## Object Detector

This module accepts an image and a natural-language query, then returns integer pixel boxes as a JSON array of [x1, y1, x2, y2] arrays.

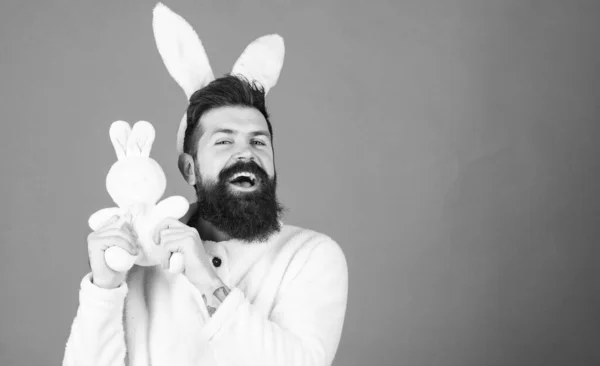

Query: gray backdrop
[[1, 0, 599, 365]]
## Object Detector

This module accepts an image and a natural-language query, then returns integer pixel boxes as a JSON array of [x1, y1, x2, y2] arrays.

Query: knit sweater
[[62, 222, 348, 366]]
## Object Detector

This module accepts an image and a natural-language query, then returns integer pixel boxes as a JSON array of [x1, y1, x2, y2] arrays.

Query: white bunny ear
[[127, 121, 156, 157], [110, 121, 132, 160], [176, 114, 187, 155], [231, 34, 285, 95], [153, 2, 215, 99]]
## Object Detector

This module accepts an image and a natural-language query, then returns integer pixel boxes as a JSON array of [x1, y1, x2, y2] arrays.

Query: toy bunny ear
[[110, 121, 132, 160], [231, 34, 285, 95], [127, 121, 155, 157], [153, 2, 215, 99]]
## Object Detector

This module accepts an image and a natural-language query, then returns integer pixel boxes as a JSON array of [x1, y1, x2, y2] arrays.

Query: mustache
[[218, 160, 269, 182]]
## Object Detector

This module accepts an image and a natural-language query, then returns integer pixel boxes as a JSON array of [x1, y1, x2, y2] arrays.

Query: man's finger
[[159, 231, 197, 248], [160, 241, 182, 269], [161, 252, 172, 270], [157, 217, 187, 230], [158, 227, 192, 240], [96, 228, 136, 245], [154, 217, 187, 243], [159, 227, 189, 236]]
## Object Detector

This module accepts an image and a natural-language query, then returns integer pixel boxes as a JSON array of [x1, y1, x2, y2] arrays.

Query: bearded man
[[62, 4, 348, 366]]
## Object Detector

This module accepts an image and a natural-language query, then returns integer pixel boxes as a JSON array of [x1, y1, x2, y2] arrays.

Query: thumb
[[161, 243, 179, 270]]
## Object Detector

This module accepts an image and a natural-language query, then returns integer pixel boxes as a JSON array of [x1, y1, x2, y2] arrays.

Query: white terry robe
[[62, 223, 348, 366]]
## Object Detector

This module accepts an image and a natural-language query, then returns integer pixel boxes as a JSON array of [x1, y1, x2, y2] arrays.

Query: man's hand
[[154, 217, 219, 287], [154, 217, 230, 316], [87, 215, 139, 289]]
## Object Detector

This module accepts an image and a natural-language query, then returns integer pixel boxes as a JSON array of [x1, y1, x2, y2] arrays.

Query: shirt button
[[212, 257, 222, 268]]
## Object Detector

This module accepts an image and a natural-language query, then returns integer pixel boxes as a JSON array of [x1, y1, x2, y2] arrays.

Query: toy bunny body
[[88, 120, 188, 272]]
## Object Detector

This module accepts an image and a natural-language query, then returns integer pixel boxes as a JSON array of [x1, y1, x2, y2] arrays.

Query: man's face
[[192, 106, 283, 242], [195, 106, 275, 186]]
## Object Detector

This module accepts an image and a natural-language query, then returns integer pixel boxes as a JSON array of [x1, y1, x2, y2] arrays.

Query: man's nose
[[233, 145, 254, 161]]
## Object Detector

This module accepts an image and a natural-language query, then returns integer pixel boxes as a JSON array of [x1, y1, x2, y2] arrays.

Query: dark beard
[[193, 160, 285, 243]]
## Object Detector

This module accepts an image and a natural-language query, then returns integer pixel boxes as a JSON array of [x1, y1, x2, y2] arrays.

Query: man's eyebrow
[[210, 128, 271, 139], [250, 130, 271, 139], [211, 128, 235, 136]]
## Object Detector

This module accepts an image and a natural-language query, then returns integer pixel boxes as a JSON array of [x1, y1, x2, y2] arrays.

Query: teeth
[[230, 172, 256, 181]]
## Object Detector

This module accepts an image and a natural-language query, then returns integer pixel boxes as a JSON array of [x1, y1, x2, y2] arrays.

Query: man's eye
[[216, 141, 232, 145], [252, 140, 266, 146]]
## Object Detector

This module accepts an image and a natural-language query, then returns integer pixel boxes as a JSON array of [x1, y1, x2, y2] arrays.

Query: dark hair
[[183, 74, 273, 157]]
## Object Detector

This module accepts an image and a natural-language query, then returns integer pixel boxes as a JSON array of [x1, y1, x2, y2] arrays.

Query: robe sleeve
[[62, 273, 128, 366], [200, 238, 349, 366]]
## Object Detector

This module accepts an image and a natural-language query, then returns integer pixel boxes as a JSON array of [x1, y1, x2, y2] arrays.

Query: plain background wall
[[1, 0, 599, 365]]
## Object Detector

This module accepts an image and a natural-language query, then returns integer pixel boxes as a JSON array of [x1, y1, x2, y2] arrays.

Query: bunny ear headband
[[152, 2, 285, 154]]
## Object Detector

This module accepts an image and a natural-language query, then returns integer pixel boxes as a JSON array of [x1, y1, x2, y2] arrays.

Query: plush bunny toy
[[88, 120, 189, 273]]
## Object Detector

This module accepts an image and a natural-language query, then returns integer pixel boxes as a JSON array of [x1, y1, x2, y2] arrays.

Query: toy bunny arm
[[89, 207, 123, 231], [62, 273, 128, 366], [155, 195, 189, 220]]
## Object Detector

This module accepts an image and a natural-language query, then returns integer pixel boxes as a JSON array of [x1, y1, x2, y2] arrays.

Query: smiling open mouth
[[228, 172, 258, 189]]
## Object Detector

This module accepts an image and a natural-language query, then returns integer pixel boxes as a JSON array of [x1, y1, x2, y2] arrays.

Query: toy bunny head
[[152, 2, 285, 155], [106, 120, 166, 208]]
